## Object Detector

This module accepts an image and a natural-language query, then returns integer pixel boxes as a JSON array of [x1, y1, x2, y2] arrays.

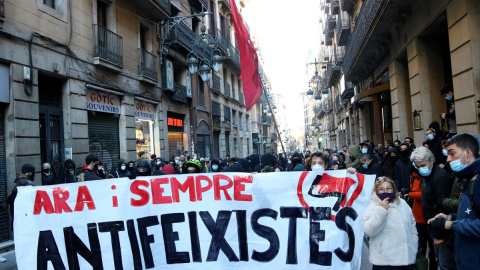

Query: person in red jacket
[[408, 170, 437, 270]]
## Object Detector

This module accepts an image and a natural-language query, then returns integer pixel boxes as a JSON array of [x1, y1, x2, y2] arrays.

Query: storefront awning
[[353, 83, 390, 103]]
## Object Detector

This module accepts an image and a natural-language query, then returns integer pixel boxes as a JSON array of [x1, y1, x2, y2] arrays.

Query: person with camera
[[428, 133, 480, 270]]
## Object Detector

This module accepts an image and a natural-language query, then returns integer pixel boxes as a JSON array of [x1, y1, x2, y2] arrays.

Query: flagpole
[[246, 40, 287, 157]]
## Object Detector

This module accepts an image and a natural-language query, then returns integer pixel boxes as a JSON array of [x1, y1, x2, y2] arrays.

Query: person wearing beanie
[[135, 159, 152, 177], [261, 153, 277, 168], [289, 152, 305, 171], [327, 160, 339, 170], [20, 163, 35, 181], [63, 159, 77, 183], [161, 164, 175, 175]]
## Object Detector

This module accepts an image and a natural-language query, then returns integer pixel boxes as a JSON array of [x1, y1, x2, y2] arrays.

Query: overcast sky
[[245, 0, 322, 138]]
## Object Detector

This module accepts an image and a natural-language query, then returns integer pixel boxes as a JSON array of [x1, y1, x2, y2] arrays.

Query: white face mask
[[312, 164, 325, 174]]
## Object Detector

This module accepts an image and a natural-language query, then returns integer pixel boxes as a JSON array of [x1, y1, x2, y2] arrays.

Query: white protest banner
[[14, 171, 375, 270]]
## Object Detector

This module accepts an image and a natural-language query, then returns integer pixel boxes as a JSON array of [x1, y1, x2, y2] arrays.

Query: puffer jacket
[[346, 145, 361, 170], [363, 192, 418, 266]]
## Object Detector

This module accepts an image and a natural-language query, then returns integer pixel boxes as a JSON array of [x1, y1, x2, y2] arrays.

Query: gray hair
[[360, 153, 373, 161], [410, 146, 434, 163], [42, 163, 50, 169]]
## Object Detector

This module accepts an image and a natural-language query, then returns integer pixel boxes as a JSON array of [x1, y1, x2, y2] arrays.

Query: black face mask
[[27, 173, 35, 180], [42, 169, 51, 175], [400, 150, 410, 160]]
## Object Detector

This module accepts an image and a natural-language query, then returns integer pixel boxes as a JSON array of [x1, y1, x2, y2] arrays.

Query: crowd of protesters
[[7, 118, 480, 269]]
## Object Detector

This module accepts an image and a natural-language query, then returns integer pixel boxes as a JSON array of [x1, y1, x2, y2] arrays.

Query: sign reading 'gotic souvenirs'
[[86, 91, 121, 114], [14, 171, 375, 270], [135, 101, 155, 120]]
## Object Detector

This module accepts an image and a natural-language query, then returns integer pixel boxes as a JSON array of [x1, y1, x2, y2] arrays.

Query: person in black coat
[[80, 154, 102, 181], [426, 127, 446, 167], [63, 159, 78, 183], [394, 143, 412, 195], [358, 153, 384, 179], [382, 148, 399, 179], [113, 160, 131, 178], [41, 163, 54, 185], [411, 146, 455, 269]]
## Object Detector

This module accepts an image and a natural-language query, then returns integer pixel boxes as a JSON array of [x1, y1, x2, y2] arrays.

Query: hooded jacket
[[346, 145, 361, 170], [448, 158, 480, 270], [358, 159, 384, 179], [248, 154, 261, 173], [208, 159, 222, 173], [363, 192, 418, 266], [393, 145, 412, 192], [114, 161, 131, 178], [63, 159, 77, 183]]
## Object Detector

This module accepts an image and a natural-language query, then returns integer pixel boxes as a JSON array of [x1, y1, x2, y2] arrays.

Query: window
[[43, 0, 55, 9], [38, 0, 68, 22], [239, 113, 243, 131], [97, 0, 107, 27], [232, 110, 237, 125]]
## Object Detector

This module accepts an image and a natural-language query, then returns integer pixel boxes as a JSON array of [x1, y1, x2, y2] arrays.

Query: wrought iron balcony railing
[[156, 0, 171, 14], [224, 105, 231, 122], [344, 0, 384, 77], [168, 22, 195, 51], [0, 0, 5, 20], [212, 101, 221, 116], [224, 82, 231, 97], [239, 92, 245, 105], [335, 46, 345, 63], [336, 10, 351, 46], [208, 28, 229, 54], [212, 73, 221, 91], [138, 49, 158, 81], [228, 43, 240, 67], [93, 24, 123, 67], [331, 0, 340, 15], [172, 82, 187, 103]]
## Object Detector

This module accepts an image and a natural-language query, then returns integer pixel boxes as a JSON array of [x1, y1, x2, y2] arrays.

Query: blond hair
[[373, 177, 399, 203]]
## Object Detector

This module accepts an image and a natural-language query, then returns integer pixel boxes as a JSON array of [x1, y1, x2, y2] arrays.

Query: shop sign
[[86, 91, 120, 114], [135, 101, 155, 120]]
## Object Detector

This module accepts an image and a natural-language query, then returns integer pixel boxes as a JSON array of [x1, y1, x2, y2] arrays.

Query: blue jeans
[[428, 229, 457, 270]]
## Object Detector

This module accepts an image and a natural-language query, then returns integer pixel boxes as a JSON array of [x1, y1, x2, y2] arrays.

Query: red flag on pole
[[229, 0, 263, 111]]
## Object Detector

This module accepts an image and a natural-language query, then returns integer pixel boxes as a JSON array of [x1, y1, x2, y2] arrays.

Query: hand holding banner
[[14, 171, 374, 269]]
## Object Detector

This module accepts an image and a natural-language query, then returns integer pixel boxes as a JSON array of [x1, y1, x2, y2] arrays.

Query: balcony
[[336, 11, 351, 46], [224, 82, 231, 97], [327, 64, 341, 87], [270, 132, 278, 140], [262, 115, 272, 126], [212, 101, 221, 116], [93, 24, 123, 72], [211, 73, 221, 93], [343, 0, 384, 80], [327, 15, 336, 30], [340, 0, 355, 12], [138, 49, 158, 84], [331, 0, 340, 15], [218, 0, 231, 12], [239, 92, 245, 106], [224, 42, 241, 71], [172, 82, 187, 103], [335, 46, 345, 63], [155, 0, 171, 14], [0, 0, 4, 27], [341, 81, 355, 100], [208, 28, 229, 54]]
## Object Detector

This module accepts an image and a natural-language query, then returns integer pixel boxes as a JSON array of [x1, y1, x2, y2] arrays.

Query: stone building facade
[[314, 0, 480, 149], [0, 0, 272, 243]]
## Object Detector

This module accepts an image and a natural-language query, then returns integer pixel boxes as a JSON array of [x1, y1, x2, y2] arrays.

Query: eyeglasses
[[377, 186, 393, 193]]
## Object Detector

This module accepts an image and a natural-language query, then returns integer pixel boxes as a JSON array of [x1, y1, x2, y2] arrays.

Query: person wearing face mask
[[309, 152, 328, 174], [428, 133, 480, 270], [345, 145, 361, 170], [362, 177, 418, 269], [63, 159, 78, 183], [208, 158, 222, 173], [327, 160, 339, 170], [410, 147, 455, 270], [440, 85, 456, 138], [393, 143, 412, 196], [80, 154, 102, 181], [426, 126, 447, 168], [135, 159, 152, 177], [114, 161, 131, 178], [41, 163, 54, 185], [354, 153, 384, 179]]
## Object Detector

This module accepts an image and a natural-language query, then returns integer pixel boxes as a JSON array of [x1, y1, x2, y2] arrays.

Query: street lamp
[[262, 104, 267, 114], [160, 5, 221, 82], [306, 88, 314, 100], [314, 93, 322, 105], [322, 87, 329, 99]]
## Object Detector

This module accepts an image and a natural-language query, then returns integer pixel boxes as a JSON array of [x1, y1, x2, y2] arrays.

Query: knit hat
[[161, 164, 175, 175]]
